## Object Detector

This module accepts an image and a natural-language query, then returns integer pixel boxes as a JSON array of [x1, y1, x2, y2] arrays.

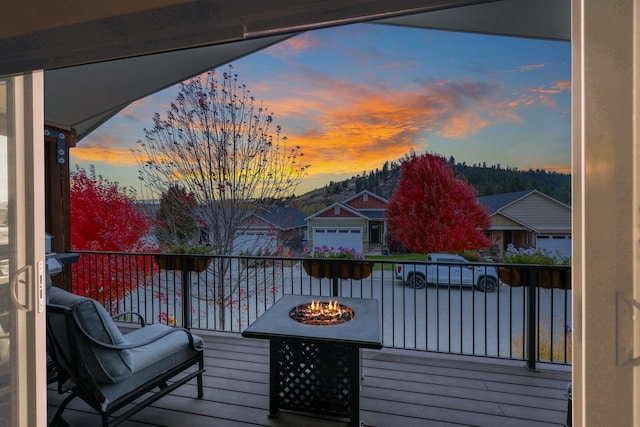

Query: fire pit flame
[[289, 300, 354, 325]]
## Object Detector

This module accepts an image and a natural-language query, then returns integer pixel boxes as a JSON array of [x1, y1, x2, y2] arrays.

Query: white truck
[[394, 253, 499, 292]]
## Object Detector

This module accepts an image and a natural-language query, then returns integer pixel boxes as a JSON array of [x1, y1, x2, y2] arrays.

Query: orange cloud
[[255, 75, 520, 175], [265, 33, 322, 57], [554, 80, 571, 91], [509, 79, 571, 110], [529, 162, 571, 175], [524, 87, 560, 108], [71, 145, 139, 166], [123, 97, 149, 112], [73, 130, 143, 166], [437, 112, 490, 139]]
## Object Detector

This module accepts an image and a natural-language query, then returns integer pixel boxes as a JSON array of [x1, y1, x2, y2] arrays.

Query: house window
[[334, 206, 340, 214], [363, 193, 368, 202]]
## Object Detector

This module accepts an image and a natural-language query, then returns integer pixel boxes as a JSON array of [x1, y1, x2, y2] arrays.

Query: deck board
[[48, 330, 571, 427]]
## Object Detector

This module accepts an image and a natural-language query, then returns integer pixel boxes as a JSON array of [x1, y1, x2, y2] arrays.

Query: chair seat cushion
[[100, 327, 204, 405], [126, 324, 204, 372]]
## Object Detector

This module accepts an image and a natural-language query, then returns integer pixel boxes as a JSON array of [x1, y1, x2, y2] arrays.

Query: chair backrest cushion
[[48, 287, 133, 383]]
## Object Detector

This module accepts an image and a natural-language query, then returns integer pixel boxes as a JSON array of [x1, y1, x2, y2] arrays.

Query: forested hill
[[449, 160, 571, 203], [289, 157, 571, 214]]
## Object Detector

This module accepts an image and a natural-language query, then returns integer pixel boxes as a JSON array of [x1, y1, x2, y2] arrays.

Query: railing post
[[526, 267, 538, 371], [331, 260, 339, 297], [181, 255, 192, 329]]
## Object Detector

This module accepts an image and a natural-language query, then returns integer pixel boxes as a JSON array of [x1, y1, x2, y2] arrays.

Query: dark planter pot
[[302, 259, 331, 278], [497, 266, 571, 290], [338, 261, 373, 280], [497, 266, 524, 287], [302, 259, 374, 280], [154, 254, 213, 273]]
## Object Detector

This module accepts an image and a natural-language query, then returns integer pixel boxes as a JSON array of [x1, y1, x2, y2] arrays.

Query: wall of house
[[491, 213, 529, 229], [501, 193, 571, 232], [346, 194, 387, 210], [316, 206, 359, 218]]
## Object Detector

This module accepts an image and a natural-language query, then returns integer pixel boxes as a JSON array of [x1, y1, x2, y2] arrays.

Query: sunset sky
[[70, 23, 571, 197]]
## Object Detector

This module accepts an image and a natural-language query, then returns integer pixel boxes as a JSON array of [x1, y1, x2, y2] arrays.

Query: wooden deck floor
[[48, 330, 572, 427]]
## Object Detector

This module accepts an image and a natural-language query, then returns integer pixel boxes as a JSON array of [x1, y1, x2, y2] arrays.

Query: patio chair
[[46, 286, 205, 427]]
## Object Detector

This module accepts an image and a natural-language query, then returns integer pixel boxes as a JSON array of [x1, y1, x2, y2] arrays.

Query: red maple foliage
[[70, 165, 150, 251], [70, 165, 155, 309], [385, 152, 491, 253]]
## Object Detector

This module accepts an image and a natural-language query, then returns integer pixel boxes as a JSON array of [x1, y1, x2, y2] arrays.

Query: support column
[[572, 0, 638, 425]]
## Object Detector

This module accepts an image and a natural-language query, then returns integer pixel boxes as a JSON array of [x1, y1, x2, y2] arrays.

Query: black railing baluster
[[495, 266, 500, 358], [509, 284, 514, 359], [181, 256, 192, 329], [331, 260, 339, 297], [562, 294, 568, 364], [526, 267, 538, 371], [550, 287, 555, 362]]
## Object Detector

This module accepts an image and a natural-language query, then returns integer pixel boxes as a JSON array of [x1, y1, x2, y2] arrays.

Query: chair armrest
[[111, 311, 146, 327], [71, 312, 201, 351]]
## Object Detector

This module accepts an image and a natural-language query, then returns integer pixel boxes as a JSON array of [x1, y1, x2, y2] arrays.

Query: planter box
[[302, 259, 331, 279], [302, 259, 374, 280], [497, 266, 571, 290], [338, 261, 373, 280], [154, 254, 213, 273]]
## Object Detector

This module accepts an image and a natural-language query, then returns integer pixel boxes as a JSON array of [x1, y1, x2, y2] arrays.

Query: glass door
[[0, 73, 47, 427]]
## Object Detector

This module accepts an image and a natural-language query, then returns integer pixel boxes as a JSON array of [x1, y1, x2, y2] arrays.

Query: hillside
[[288, 157, 571, 215]]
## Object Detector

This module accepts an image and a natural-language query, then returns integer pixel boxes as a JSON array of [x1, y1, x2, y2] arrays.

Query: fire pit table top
[[242, 295, 382, 349]]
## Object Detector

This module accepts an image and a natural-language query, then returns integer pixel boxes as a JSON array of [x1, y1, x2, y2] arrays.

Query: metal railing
[[69, 251, 572, 369]]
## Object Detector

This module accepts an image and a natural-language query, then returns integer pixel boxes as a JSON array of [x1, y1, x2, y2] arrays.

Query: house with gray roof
[[478, 190, 571, 258], [234, 206, 307, 255], [305, 190, 388, 255]]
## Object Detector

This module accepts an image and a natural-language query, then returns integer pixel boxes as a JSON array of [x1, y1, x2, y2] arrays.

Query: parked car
[[395, 253, 499, 292]]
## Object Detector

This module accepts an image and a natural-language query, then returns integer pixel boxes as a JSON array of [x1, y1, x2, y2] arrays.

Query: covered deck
[[48, 331, 571, 427]]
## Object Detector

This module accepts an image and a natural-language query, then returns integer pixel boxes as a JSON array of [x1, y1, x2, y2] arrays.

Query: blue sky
[[70, 23, 571, 196]]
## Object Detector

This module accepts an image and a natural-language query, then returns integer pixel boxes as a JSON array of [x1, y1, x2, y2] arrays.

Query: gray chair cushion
[[126, 324, 204, 371], [48, 287, 133, 383], [99, 327, 204, 405]]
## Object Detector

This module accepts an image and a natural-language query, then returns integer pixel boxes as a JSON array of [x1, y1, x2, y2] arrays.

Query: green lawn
[[365, 253, 426, 271]]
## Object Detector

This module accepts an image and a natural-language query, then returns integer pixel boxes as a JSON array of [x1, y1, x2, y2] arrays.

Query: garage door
[[312, 227, 363, 254], [536, 235, 571, 259], [233, 230, 276, 255]]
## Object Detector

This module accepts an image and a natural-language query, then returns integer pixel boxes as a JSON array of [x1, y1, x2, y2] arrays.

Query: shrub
[[503, 244, 570, 265], [512, 321, 572, 363]]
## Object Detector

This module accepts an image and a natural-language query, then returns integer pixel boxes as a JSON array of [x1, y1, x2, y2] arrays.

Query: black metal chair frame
[[47, 303, 205, 427]]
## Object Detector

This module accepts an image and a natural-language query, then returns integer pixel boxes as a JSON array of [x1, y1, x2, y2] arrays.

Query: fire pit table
[[242, 295, 382, 426]]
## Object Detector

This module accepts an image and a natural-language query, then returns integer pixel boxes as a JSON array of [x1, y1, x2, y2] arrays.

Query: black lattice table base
[[269, 339, 361, 425], [242, 296, 382, 427]]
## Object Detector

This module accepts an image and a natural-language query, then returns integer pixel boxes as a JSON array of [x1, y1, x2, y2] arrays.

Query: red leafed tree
[[385, 152, 491, 253], [70, 165, 155, 309]]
